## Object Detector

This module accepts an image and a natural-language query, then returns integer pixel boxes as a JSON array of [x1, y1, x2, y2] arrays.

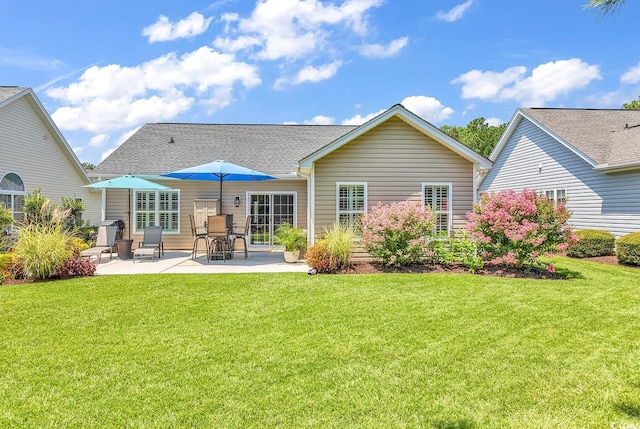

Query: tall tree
[[584, 0, 626, 15], [440, 118, 506, 158], [82, 162, 96, 171], [622, 96, 640, 110]]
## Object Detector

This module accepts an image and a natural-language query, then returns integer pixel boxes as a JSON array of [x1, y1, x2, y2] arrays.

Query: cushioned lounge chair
[[80, 225, 117, 264]]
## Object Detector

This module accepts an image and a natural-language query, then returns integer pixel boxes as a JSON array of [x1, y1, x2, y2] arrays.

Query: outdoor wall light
[[234, 195, 241, 207]]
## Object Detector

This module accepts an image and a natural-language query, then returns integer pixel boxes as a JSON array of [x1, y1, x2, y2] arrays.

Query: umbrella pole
[[219, 179, 223, 214]]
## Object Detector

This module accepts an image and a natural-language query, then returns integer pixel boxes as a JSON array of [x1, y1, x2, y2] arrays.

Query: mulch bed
[[337, 262, 566, 279], [335, 254, 640, 279]]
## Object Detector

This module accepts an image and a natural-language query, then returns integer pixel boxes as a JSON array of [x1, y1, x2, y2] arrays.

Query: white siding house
[[0, 86, 100, 225], [480, 108, 640, 237]]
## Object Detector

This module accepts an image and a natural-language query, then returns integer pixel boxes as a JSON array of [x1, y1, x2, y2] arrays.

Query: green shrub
[[567, 229, 615, 258], [322, 223, 356, 270], [304, 240, 335, 273], [425, 231, 484, 273], [616, 232, 640, 266], [0, 206, 14, 231], [0, 253, 12, 271], [273, 223, 307, 252], [13, 214, 73, 280]]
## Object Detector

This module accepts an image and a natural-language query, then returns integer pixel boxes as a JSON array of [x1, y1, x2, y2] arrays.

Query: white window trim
[[246, 191, 298, 247], [336, 182, 367, 225], [133, 189, 181, 234], [544, 189, 567, 203], [422, 182, 453, 234], [0, 172, 26, 223]]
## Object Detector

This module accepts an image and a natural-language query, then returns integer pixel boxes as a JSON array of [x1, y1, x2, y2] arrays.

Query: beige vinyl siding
[[0, 95, 101, 224], [103, 178, 307, 250], [313, 117, 474, 238]]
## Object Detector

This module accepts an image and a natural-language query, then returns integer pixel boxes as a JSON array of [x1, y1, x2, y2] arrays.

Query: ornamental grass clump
[[361, 200, 435, 267], [467, 189, 576, 271], [322, 223, 357, 270], [13, 203, 74, 280]]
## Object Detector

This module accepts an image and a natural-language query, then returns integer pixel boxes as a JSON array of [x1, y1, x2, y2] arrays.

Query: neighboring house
[[93, 104, 492, 250], [0, 86, 100, 225], [480, 108, 640, 237]]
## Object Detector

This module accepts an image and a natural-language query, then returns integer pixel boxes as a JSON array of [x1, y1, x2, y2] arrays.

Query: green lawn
[[1, 257, 640, 428]]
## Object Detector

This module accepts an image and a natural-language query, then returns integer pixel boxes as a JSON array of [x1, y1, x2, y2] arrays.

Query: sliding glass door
[[249, 193, 296, 245]]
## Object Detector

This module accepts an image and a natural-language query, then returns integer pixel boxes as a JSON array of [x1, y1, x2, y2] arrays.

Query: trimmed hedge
[[616, 232, 640, 266], [566, 229, 615, 258]]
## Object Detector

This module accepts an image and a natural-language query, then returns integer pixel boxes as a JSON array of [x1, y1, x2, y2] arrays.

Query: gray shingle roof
[[94, 123, 357, 176], [522, 108, 640, 167], [0, 86, 27, 104]]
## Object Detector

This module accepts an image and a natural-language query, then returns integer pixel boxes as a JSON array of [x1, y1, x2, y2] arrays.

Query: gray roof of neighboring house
[[522, 108, 640, 167], [0, 86, 27, 104], [94, 123, 357, 176]]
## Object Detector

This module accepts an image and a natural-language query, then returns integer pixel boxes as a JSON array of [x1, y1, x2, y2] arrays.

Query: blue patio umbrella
[[162, 160, 276, 211], [84, 175, 170, 239]]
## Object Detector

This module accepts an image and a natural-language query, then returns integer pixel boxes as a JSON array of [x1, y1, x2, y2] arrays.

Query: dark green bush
[[566, 229, 615, 258], [616, 232, 640, 266]]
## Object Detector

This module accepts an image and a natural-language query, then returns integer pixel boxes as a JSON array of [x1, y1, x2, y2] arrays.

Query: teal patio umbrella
[[84, 175, 170, 239], [162, 160, 275, 212]]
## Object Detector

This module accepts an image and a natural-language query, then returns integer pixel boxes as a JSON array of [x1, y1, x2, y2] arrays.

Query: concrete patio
[[95, 250, 310, 275]]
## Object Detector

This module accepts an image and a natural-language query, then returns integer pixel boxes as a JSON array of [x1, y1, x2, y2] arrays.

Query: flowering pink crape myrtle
[[467, 189, 577, 271], [361, 200, 435, 267]]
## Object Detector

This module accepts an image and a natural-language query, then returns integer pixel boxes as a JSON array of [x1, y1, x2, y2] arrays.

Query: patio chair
[[231, 215, 250, 259], [207, 215, 232, 262], [80, 225, 117, 264], [137, 226, 164, 258], [189, 214, 209, 259]]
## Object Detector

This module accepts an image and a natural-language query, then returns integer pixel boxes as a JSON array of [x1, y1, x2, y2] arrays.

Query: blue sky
[[2, 0, 639, 165]]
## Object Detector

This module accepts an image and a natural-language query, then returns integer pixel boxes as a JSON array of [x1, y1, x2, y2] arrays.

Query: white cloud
[[275, 60, 343, 89], [142, 12, 213, 43], [0, 47, 65, 71], [436, 0, 474, 23], [340, 95, 454, 126], [485, 117, 503, 127], [360, 36, 408, 59], [621, 62, 640, 84], [452, 59, 602, 106], [218, 0, 384, 60], [342, 109, 385, 125], [47, 47, 261, 132], [401, 95, 454, 123], [304, 115, 335, 125], [88, 134, 109, 148], [294, 61, 343, 84]]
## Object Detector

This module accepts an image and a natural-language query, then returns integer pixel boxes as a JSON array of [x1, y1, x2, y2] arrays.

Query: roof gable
[[489, 108, 640, 173], [299, 104, 492, 169], [0, 86, 91, 184]]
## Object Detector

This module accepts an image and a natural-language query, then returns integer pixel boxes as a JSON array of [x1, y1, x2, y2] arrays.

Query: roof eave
[[594, 162, 640, 173]]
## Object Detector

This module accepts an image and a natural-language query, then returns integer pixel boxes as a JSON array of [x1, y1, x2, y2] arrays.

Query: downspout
[[297, 163, 316, 246]]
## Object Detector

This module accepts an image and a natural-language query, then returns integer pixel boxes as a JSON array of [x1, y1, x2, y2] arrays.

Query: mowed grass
[[1, 257, 640, 428]]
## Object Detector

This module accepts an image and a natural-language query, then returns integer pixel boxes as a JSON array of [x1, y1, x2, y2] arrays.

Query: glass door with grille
[[248, 193, 296, 245]]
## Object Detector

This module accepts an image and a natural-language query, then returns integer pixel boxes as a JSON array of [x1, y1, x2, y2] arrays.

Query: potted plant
[[273, 222, 307, 263]]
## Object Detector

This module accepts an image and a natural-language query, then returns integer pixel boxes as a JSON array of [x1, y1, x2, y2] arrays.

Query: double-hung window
[[423, 183, 452, 235], [545, 189, 567, 204], [337, 183, 366, 226], [134, 190, 180, 233]]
